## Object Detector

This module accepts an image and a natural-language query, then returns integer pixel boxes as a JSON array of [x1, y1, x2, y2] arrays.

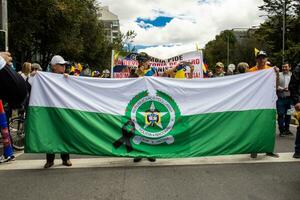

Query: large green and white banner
[[25, 69, 277, 158]]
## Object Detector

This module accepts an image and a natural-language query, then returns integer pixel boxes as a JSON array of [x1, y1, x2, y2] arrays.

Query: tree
[[8, 0, 121, 71], [257, 0, 300, 66], [203, 30, 237, 71]]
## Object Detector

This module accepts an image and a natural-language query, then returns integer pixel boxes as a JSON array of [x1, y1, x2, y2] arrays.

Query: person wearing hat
[[101, 69, 111, 78], [213, 62, 225, 77], [247, 51, 279, 158], [44, 55, 72, 168], [248, 51, 271, 72], [289, 63, 300, 158]]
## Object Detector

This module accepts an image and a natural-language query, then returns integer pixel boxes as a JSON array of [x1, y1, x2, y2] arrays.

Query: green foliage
[[204, 0, 300, 69], [256, 0, 300, 66], [8, 0, 121, 71]]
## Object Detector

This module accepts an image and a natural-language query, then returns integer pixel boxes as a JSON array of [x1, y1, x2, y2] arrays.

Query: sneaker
[[133, 158, 142, 162], [147, 158, 156, 162], [266, 152, 279, 158], [293, 153, 300, 159], [0, 155, 8, 163], [44, 162, 54, 169], [0, 155, 15, 163], [250, 153, 257, 158], [6, 156, 15, 162], [284, 131, 293, 136], [62, 160, 72, 167]]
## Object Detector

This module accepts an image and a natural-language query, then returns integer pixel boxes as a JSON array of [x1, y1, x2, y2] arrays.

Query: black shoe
[[133, 158, 142, 162], [284, 130, 293, 136], [44, 162, 54, 169], [147, 158, 156, 162], [266, 152, 279, 158], [62, 160, 72, 167], [293, 153, 300, 159], [250, 153, 257, 158]]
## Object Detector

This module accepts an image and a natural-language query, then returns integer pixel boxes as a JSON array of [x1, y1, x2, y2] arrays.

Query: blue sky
[[101, 0, 265, 58], [136, 16, 174, 28]]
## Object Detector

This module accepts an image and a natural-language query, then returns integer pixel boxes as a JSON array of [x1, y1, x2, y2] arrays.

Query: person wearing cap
[[101, 69, 111, 78], [44, 55, 72, 169], [248, 51, 279, 158], [248, 51, 271, 72], [213, 62, 225, 77], [289, 63, 300, 158]]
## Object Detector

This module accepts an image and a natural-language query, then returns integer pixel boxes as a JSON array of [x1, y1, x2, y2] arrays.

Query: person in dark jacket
[[0, 52, 27, 106], [289, 63, 300, 158]]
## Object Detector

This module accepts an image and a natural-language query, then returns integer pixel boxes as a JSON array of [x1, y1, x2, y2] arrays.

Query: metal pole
[[1, 0, 8, 51], [282, 0, 286, 64], [227, 34, 229, 66]]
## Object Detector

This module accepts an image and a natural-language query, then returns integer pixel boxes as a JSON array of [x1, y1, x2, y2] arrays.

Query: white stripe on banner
[[29, 69, 277, 116]]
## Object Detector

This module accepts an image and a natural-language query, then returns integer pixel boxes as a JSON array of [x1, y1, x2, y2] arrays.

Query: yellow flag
[[195, 43, 200, 52], [254, 48, 260, 57]]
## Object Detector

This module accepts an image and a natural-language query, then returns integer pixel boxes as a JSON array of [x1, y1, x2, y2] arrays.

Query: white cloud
[[100, 0, 266, 58]]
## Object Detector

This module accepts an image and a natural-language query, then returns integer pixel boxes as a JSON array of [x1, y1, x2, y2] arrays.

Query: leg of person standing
[[44, 153, 55, 168], [284, 98, 292, 135], [294, 126, 300, 158], [61, 154, 72, 166], [277, 97, 286, 136]]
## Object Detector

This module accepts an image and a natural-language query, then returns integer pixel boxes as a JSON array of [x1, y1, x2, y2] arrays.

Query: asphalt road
[[0, 125, 299, 200], [0, 163, 299, 200]]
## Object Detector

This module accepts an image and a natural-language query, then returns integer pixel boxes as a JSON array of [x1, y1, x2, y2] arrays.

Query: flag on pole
[[254, 48, 260, 57]]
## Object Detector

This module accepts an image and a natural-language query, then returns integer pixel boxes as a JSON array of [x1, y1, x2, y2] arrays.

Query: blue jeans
[[296, 125, 300, 153], [276, 97, 291, 133]]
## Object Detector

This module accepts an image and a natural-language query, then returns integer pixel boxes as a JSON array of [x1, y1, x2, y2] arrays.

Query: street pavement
[[0, 125, 299, 200]]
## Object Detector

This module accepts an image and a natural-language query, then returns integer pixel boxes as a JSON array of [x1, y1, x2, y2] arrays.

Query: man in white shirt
[[277, 63, 293, 137]]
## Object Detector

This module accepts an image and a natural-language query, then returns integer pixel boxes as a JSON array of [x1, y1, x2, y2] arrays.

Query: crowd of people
[[0, 50, 300, 168]]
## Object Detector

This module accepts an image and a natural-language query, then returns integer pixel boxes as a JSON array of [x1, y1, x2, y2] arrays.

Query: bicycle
[[9, 108, 25, 151]]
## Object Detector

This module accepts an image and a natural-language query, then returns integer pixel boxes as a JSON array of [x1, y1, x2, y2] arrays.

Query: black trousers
[[46, 154, 70, 162]]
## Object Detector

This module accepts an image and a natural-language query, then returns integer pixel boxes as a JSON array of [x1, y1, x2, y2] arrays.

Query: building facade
[[98, 6, 120, 43]]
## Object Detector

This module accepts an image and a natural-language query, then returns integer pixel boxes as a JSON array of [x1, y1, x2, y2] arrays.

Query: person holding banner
[[248, 51, 279, 158], [163, 61, 194, 79], [43, 55, 72, 168], [0, 52, 28, 163], [135, 52, 158, 77], [133, 52, 156, 163]]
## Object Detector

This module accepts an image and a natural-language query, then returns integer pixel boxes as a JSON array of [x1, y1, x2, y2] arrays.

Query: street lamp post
[[259, 0, 286, 64], [0, 0, 8, 51], [227, 34, 229, 67], [282, 0, 286, 64]]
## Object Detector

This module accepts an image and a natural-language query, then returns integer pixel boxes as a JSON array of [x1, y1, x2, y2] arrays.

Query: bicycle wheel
[[9, 117, 25, 151]]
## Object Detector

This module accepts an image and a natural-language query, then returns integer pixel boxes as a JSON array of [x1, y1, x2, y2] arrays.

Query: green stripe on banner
[[25, 107, 276, 158]]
